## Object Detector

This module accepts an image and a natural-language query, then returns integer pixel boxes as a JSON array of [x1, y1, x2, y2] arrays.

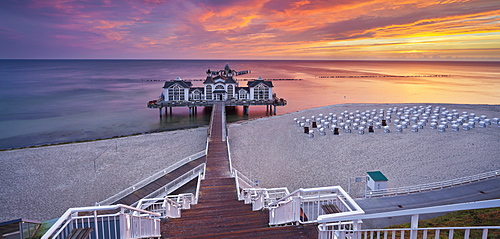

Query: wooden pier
[[149, 98, 287, 116], [161, 102, 317, 238]]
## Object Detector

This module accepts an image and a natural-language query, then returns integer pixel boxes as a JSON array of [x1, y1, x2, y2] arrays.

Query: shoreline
[[0, 125, 208, 151], [1, 102, 499, 222]]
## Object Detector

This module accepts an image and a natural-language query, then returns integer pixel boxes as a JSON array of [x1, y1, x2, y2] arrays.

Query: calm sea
[[1, 60, 499, 149]]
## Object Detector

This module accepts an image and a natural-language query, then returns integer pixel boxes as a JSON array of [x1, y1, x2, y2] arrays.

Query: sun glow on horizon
[[0, 0, 499, 59]]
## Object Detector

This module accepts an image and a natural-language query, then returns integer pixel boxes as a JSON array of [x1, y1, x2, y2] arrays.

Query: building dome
[[224, 64, 230, 71]]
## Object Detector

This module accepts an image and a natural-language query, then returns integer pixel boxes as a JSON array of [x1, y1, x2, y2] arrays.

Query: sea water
[[1, 60, 499, 149]]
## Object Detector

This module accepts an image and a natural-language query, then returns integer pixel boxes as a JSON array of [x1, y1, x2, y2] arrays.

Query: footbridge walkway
[[160, 102, 318, 238]]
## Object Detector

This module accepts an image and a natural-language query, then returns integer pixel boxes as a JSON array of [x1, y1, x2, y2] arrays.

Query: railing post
[[353, 219, 362, 239], [94, 210, 100, 239], [410, 214, 419, 239], [482, 229, 488, 239]]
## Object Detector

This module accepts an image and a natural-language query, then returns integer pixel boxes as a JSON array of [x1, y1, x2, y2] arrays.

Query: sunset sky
[[1, 0, 499, 60]]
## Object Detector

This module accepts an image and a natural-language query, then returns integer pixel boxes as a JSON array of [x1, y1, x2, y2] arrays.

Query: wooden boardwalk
[[110, 156, 206, 206], [161, 102, 317, 238]]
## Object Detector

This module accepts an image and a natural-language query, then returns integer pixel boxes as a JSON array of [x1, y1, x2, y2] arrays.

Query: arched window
[[205, 85, 212, 100], [227, 85, 234, 99], [238, 89, 247, 100], [253, 84, 269, 100], [168, 85, 184, 101], [215, 85, 225, 90], [192, 90, 201, 100]]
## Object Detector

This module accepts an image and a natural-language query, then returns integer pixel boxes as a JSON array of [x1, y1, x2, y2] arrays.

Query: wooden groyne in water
[[318, 75, 450, 78], [142, 78, 302, 82]]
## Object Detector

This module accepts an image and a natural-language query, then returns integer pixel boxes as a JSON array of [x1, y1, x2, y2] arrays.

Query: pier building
[[148, 64, 287, 116]]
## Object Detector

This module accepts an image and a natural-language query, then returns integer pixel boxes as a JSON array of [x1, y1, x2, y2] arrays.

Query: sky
[[0, 0, 499, 60]]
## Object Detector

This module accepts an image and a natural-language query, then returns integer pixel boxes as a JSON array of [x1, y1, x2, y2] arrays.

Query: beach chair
[[411, 125, 418, 133], [438, 125, 446, 132], [367, 126, 373, 133], [462, 123, 470, 131], [396, 125, 403, 133]]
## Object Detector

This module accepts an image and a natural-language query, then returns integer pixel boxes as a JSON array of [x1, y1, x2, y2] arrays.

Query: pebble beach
[[1, 103, 499, 222]]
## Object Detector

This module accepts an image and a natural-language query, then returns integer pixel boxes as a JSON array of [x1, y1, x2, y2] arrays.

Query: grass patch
[[386, 208, 500, 238]]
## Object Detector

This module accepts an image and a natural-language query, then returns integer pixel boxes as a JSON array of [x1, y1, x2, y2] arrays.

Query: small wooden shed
[[366, 171, 388, 191]]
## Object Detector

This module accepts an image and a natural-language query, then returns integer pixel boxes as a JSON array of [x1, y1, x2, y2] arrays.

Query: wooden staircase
[[161, 102, 318, 238]]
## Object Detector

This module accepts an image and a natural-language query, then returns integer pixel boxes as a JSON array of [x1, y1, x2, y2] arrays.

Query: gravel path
[[0, 127, 207, 222], [228, 103, 500, 195]]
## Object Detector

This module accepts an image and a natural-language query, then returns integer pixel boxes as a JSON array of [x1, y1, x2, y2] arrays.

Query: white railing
[[227, 136, 234, 176], [233, 169, 259, 202], [240, 187, 290, 211], [317, 198, 500, 239], [137, 163, 206, 202], [366, 169, 500, 198], [99, 150, 206, 206], [221, 102, 227, 141], [136, 197, 182, 219], [268, 186, 364, 226], [42, 204, 160, 239], [135, 193, 196, 219]]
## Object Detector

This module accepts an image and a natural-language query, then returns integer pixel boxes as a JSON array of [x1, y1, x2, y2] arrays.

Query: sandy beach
[[229, 103, 500, 193], [0, 128, 207, 222], [1, 103, 499, 222]]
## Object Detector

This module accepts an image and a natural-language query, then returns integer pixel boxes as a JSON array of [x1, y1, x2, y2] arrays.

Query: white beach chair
[[396, 125, 403, 132], [438, 125, 446, 132], [462, 123, 470, 131]]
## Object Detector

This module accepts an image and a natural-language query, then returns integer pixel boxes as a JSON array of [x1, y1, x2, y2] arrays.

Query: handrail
[[318, 198, 500, 223], [227, 136, 234, 176], [317, 199, 500, 239], [268, 186, 361, 210], [42, 204, 160, 239], [267, 186, 364, 226], [207, 102, 216, 140], [138, 163, 206, 201], [99, 150, 206, 205], [366, 169, 500, 198], [221, 102, 227, 141], [235, 169, 255, 188]]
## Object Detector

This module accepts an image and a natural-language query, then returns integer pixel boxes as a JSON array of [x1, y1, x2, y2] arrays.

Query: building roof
[[367, 171, 388, 181], [190, 87, 204, 93], [203, 76, 214, 84], [247, 77, 273, 88], [163, 77, 192, 88], [236, 87, 249, 92], [213, 90, 227, 94]]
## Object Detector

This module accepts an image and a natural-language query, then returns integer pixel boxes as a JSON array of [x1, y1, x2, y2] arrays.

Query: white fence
[[317, 199, 500, 239], [99, 151, 206, 206], [136, 193, 197, 219], [267, 186, 364, 226], [366, 169, 500, 198], [41, 204, 160, 239]]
